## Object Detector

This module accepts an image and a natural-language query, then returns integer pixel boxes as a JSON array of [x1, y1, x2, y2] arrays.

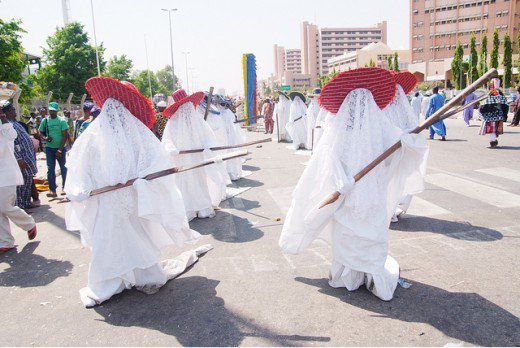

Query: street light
[[162, 8, 178, 91], [182, 51, 190, 93], [190, 68, 197, 91], [90, 0, 101, 75]]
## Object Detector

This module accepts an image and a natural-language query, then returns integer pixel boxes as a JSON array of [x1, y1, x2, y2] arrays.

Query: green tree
[[106, 54, 133, 81], [34, 22, 105, 100], [469, 33, 479, 82], [0, 18, 27, 83], [452, 42, 464, 90], [490, 29, 500, 69], [132, 70, 165, 98], [368, 58, 376, 67], [502, 33, 513, 88], [478, 32, 488, 76], [387, 55, 393, 70], [393, 52, 400, 71], [156, 65, 180, 95]]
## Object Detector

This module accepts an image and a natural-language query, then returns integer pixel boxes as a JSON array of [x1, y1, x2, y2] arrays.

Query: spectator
[[261, 98, 274, 134], [1, 101, 38, 209], [39, 102, 69, 197], [152, 101, 168, 139], [508, 86, 520, 127], [0, 105, 37, 252], [76, 106, 100, 137]]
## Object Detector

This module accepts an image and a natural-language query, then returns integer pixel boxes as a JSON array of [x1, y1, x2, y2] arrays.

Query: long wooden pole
[[204, 87, 214, 121], [89, 150, 248, 196], [318, 69, 497, 208], [178, 138, 271, 154]]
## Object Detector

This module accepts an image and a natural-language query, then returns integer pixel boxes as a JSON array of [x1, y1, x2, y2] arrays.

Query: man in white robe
[[285, 92, 308, 150], [273, 92, 291, 142], [279, 68, 428, 301], [162, 89, 229, 220], [65, 78, 206, 308]]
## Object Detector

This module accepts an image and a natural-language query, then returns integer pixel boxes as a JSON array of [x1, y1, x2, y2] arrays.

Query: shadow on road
[[391, 216, 503, 241], [0, 242, 73, 288], [242, 164, 261, 172], [232, 177, 264, 188], [296, 277, 520, 346], [190, 211, 264, 243], [497, 145, 520, 150], [95, 276, 330, 346]]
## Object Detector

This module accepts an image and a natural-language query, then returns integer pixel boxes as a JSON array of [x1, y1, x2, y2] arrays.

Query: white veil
[[383, 85, 421, 131], [305, 99, 320, 149], [274, 94, 291, 141], [65, 98, 197, 250]]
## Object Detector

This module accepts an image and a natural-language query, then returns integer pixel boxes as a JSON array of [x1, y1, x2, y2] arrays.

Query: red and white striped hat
[[394, 71, 418, 95], [319, 67, 396, 113], [163, 89, 205, 118], [85, 77, 155, 129]]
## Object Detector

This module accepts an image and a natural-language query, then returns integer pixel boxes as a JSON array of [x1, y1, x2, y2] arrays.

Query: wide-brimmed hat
[[319, 67, 396, 113], [85, 76, 155, 128], [277, 90, 289, 99], [394, 71, 418, 95], [163, 89, 204, 118], [289, 91, 306, 103]]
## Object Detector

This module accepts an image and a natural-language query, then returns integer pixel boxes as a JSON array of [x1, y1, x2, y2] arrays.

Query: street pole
[[144, 35, 153, 101], [162, 8, 178, 92], [182, 52, 190, 93], [90, 0, 101, 76]]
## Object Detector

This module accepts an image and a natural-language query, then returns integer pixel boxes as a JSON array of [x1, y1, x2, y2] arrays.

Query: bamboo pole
[[178, 138, 271, 154], [318, 68, 497, 209], [89, 150, 248, 196]]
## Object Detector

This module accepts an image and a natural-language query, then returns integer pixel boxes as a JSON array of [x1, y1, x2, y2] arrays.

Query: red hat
[[394, 71, 418, 95], [319, 67, 396, 113], [163, 89, 205, 118], [85, 77, 155, 128]]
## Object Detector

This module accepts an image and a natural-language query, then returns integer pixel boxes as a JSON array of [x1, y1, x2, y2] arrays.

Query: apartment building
[[409, 0, 519, 82], [328, 42, 411, 72]]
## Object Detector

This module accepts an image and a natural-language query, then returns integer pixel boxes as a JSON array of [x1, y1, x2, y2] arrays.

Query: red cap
[[395, 71, 418, 95], [163, 89, 205, 118], [85, 77, 155, 129], [319, 67, 396, 113]]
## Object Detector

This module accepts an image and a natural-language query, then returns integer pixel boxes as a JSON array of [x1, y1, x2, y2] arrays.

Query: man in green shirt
[[39, 102, 69, 197]]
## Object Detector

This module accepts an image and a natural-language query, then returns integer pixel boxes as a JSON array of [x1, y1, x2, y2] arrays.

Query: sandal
[[46, 191, 57, 198], [27, 226, 37, 241]]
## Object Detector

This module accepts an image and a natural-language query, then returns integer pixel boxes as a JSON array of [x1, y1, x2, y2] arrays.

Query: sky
[[2, 0, 409, 95]]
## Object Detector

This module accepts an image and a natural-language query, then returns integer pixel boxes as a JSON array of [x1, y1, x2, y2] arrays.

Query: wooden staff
[[204, 87, 214, 121], [89, 150, 248, 196], [178, 138, 271, 154], [276, 108, 280, 143], [318, 68, 498, 209]]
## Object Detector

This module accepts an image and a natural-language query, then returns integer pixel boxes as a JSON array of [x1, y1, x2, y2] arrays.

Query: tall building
[[285, 48, 302, 73], [301, 21, 321, 87], [320, 21, 388, 74], [409, 0, 519, 82], [328, 42, 411, 72], [272, 21, 388, 90]]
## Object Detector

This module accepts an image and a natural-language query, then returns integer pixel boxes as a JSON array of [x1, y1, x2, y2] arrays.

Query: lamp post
[[90, 0, 101, 75], [182, 52, 190, 93], [162, 8, 178, 91]]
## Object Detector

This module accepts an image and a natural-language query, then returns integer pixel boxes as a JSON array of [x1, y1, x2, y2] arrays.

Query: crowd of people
[[0, 68, 516, 308]]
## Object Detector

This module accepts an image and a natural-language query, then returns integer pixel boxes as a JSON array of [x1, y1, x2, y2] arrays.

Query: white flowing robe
[[65, 98, 201, 307], [383, 85, 428, 216], [219, 106, 246, 180], [162, 102, 229, 220], [304, 99, 320, 150], [285, 96, 308, 150], [279, 89, 428, 301], [274, 95, 291, 142]]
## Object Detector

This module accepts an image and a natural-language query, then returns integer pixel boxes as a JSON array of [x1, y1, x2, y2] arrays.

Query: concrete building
[[301, 21, 321, 87], [320, 21, 388, 74], [285, 48, 302, 73], [409, 0, 520, 83], [328, 42, 411, 72], [273, 44, 286, 80]]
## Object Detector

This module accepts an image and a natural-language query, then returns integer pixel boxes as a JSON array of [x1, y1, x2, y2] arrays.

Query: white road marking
[[406, 196, 452, 217], [475, 167, 520, 183], [425, 173, 520, 208]]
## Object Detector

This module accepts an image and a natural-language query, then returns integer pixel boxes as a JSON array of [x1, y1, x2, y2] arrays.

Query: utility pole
[[182, 52, 190, 93], [90, 0, 101, 75], [162, 8, 178, 91]]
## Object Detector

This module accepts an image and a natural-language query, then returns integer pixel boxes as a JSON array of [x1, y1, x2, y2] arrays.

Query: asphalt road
[[1, 116, 519, 346]]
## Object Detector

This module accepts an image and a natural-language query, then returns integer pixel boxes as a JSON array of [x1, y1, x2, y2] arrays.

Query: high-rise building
[[285, 48, 302, 73], [320, 21, 388, 74], [272, 21, 388, 90], [409, 0, 519, 82]]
